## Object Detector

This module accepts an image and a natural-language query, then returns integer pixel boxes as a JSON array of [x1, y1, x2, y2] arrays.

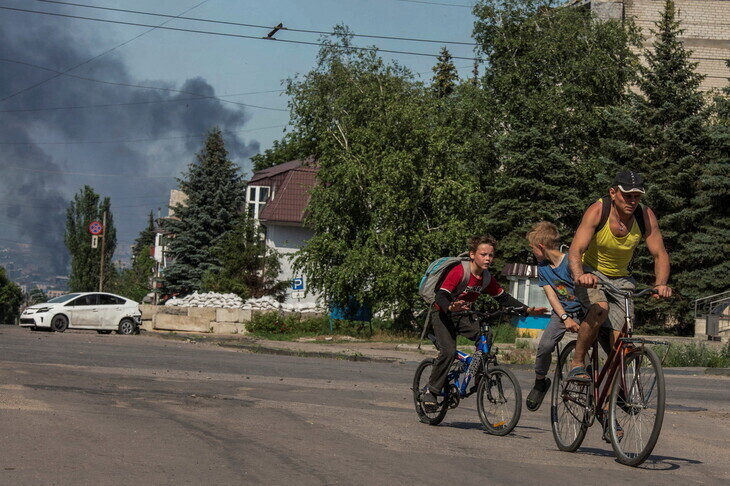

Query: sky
[[0, 0, 480, 274]]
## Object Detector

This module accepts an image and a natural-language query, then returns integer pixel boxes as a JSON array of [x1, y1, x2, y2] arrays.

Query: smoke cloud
[[0, 8, 260, 278]]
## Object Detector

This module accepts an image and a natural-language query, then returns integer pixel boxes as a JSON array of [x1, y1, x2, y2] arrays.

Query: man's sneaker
[[421, 389, 439, 413]]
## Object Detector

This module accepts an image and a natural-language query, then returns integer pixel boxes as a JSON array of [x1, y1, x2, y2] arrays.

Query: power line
[[1, 0, 211, 103], [395, 0, 474, 7], [0, 58, 289, 112], [35, 0, 477, 46], [0, 89, 285, 114], [0, 124, 286, 146], [0, 5, 481, 62]]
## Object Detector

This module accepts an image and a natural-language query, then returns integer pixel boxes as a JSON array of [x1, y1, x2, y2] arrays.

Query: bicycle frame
[[447, 323, 494, 398], [566, 284, 663, 420]]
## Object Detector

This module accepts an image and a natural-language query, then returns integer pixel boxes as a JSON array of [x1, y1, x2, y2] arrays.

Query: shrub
[[656, 342, 730, 368]]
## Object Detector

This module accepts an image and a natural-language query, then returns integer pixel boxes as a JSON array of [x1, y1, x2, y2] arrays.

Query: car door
[[98, 294, 125, 329], [66, 294, 99, 327]]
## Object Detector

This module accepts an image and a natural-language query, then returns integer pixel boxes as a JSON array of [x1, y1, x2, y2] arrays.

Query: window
[[70, 294, 98, 306], [100, 294, 124, 305], [247, 185, 271, 219]]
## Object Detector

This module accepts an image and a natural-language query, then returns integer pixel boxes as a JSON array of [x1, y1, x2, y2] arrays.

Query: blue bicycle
[[413, 307, 523, 435]]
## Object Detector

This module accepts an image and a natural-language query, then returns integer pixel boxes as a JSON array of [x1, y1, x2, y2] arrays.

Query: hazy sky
[[0, 0, 478, 271]]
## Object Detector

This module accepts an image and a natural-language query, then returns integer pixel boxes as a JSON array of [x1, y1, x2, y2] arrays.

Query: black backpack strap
[[480, 270, 492, 293], [598, 195, 611, 231], [634, 204, 646, 236]]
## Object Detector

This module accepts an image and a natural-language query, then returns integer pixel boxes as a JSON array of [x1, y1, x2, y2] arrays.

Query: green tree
[[201, 213, 285, 299], [0, 266, 23, 324], [65, 185, 117, 292], [432, 46, 458, 98], [108, 215, 157, 302], [599, 0, 709, 326], [26, 287, 47, 305], [472, 0, 641, 262], [291, 27, 484, 315], [163, 127, 246, 295], [679, 64, 730, 305], [250, 132, 315, 172], [133, 212, 156, 259]]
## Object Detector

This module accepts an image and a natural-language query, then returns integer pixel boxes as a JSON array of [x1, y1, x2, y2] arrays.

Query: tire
[[608, 347, 665, 467], [551, 340, 592, 452], [477, 366, 522, 436], [117, 318, 137, 335], [50, 315, 68, 333], [413, 358, 449, 425]]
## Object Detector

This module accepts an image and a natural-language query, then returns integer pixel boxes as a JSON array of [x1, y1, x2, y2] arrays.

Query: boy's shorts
[[574, 266, 636, 332]]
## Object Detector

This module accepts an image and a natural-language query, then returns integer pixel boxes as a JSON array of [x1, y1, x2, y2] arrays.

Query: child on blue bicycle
[[422, 234, 546, 411]]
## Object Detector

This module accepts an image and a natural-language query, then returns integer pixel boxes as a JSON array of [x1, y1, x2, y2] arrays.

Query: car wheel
[[97, 330, 112, 335], [51, 315, 68, 332], [117, 318, 136, 335]]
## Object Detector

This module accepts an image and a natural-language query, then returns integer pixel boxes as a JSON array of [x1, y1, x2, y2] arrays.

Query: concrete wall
[[265, 223, 319, 307], [140, 304, 251, 334]]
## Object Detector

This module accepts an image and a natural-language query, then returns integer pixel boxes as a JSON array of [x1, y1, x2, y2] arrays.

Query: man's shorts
[[574, 266, 636, 332]]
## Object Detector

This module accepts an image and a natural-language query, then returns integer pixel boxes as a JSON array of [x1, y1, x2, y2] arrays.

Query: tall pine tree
[[163, 127, 246, 295], [432, 47, 458, 98], [65, 186, 117, 292], [680, 64, 730, 306], [472, 0, 640, 262], [599, 0, 709, 326]]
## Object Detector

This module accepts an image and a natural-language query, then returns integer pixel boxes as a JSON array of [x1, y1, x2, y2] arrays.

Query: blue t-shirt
[[537, 254, 582, 315]]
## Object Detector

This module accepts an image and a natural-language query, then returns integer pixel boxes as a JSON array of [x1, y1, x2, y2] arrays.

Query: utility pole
[[99, 211, 107, 292]]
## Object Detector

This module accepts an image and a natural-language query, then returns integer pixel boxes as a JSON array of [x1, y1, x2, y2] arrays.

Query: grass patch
[[655, 342, 730, 368]]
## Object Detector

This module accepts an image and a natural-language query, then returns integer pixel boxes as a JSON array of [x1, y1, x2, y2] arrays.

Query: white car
[[20, 292, 142, 335]]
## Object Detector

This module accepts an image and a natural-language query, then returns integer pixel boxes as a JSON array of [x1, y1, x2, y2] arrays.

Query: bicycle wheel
[[608, 347, 665, 467], [476, 366, 521, 436], [551, 340, 592, 452], [413, 358, 449, 425]]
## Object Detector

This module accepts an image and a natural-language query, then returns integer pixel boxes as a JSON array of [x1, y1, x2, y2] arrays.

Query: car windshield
[[47, 293, 81, 304]]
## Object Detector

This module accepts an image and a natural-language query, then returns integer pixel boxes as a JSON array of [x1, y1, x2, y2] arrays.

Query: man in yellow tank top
[[567, 171, 672, 381]]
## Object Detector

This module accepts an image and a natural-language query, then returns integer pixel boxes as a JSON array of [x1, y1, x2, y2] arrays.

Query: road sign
[[291, 277, 305, 291], [89, 221, 103, 235], [291, 291, 305, 299], [91, 235, 98, 248]]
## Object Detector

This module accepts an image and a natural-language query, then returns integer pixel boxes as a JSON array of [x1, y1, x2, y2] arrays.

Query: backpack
[[418, 252, 492, 305], [597, 195, 646, 236]]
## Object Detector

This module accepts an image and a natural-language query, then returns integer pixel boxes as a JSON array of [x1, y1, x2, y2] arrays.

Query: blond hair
[[526, 222, 561, 250]]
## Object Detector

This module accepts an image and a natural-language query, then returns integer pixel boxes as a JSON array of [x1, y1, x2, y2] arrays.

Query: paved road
[[0, 325, 727, 485]]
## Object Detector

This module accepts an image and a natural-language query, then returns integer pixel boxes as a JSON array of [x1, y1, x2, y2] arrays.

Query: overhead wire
[[35, 0, 477, 46], [0, 58, 289, 112], [0, 5, 481, 62], [0, 0, 211, 103]]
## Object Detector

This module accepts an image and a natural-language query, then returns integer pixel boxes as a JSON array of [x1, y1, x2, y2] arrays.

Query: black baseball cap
[[612, 170, 645, 194]]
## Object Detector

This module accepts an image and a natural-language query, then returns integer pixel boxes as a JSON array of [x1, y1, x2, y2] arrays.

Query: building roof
[[249, 157, 316, 184], [254, 160, 318, 225]]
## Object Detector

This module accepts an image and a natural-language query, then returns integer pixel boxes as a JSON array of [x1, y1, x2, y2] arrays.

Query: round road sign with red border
[[89, 221, 103, 235]]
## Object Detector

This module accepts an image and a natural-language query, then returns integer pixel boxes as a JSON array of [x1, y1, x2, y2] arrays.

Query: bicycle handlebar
[[451, 306, 526, 319]]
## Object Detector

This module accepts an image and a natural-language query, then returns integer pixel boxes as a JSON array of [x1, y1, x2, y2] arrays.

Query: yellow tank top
[[582, 212, 642, 277]]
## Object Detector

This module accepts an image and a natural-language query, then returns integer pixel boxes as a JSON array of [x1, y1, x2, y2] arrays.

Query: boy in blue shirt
[[525, 222, 584, 411]]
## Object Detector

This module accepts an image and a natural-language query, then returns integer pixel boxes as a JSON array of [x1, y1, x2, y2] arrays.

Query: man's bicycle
[[413, 307, 523, 436], [550, 281, 668, 466]]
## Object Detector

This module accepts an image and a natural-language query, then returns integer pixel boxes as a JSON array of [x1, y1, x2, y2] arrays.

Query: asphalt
[[145, 330, 730, 376]]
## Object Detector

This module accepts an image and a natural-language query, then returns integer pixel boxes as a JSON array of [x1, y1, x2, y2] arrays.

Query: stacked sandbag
[[164, 291, 244, 308]]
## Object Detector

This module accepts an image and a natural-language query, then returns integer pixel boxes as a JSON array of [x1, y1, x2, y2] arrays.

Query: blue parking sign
[[291, 277, 305, 291]]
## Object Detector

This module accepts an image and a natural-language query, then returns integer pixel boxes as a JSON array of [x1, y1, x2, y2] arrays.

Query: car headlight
[[35, 307, 51, 313]]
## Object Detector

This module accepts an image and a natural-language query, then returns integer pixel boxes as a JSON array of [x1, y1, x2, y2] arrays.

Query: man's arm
[[543, 285, 579, 332], [569, 202, 602, 287], [642, 207, 672, 298]]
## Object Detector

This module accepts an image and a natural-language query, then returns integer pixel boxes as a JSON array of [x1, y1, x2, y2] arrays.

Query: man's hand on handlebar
[[576, 273, 599, 288], [653, 284, 672, 299]]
